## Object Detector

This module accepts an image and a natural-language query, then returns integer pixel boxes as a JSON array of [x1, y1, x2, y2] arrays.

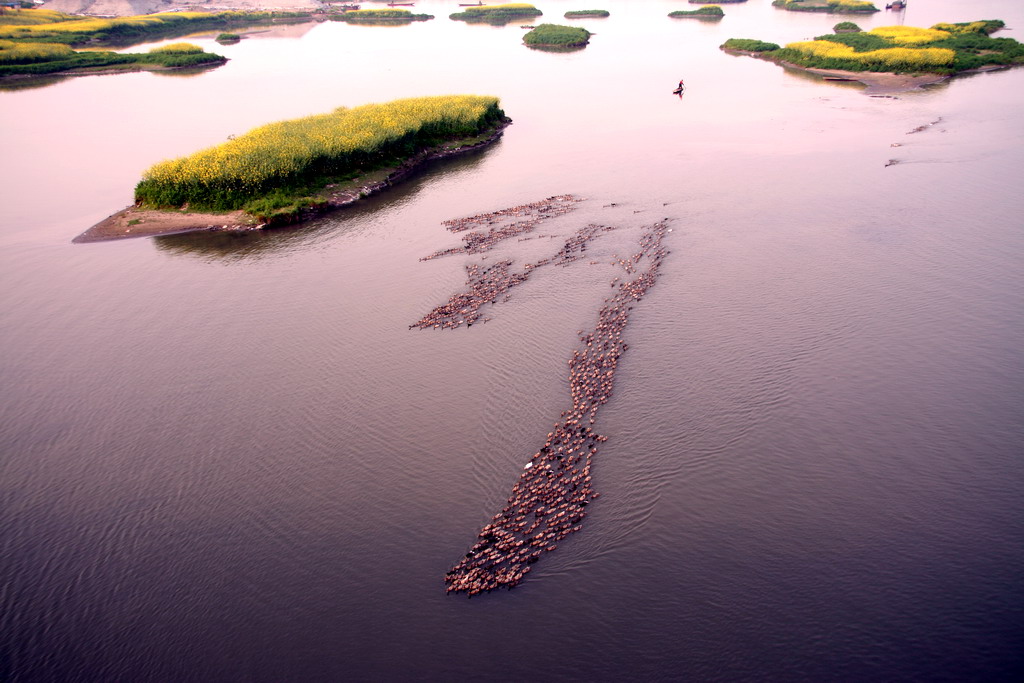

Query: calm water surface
[[2, 1, 1023, 680]]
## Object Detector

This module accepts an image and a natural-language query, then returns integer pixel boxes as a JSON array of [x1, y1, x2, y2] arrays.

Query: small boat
[[885, 1, 905, 9], [672, 87, 685, 95]]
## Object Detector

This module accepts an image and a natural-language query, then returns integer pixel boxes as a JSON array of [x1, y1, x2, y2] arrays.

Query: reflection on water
[[0, 75, 70, 92], [149, 65, 225, 79], [526, 44, 589, 54]]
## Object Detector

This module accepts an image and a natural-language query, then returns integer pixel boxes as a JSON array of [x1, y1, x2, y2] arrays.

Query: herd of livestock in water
[[409, 196, 671, 596]]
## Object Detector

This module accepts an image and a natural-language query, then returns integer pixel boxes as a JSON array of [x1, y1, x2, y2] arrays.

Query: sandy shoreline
[[73, 120, 511, 244], [797, 67, 950, 95]]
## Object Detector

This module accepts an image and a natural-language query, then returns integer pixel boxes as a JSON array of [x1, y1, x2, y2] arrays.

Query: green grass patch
[[523, 23, 590, 47], [331, 9, 433, 23], [564, 10, 609, 18], [0, 44, 225, 77], [833, 22, 861, 32], [215, 33, 241, 43], [134, 95, 507, 216], [450, 4, 543, 25], [721, 38, 780, 52], [670, 6, 725, 18], [772, 0, 879, 14]]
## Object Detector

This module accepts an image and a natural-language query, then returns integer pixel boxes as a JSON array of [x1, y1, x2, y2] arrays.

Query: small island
[[0, 39, 226, 80], [772, 0, 879, 14], [564, 10, 610, 19], [833, 22, 862, 33], [523, 24, 591, 49], [75, 96, 511, 242], [688, 0, 744, 4], [0, 9, 313, 81], [330, 9, 434, 24], [670, 6, 725, 19], [722, 20, 1024, 94], [450, 4, 544, 26]]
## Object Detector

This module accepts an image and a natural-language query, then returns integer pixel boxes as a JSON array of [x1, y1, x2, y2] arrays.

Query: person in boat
[[678, 79, 685, 89]]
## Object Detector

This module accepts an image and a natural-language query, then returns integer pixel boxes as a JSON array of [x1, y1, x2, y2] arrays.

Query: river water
[[2, 1, 1023, 680]]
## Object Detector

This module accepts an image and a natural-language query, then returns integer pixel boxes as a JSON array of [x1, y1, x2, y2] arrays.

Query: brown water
[[3, 1, 1023, 680]]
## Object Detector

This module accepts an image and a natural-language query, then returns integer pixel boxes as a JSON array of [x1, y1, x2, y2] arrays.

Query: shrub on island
[[721, 38, 780, 52], [722, 20, 1024, 74], [450, 4, 543, 26], [833, 22, 861, 33], [148, 42, 204, 54], [216, 33, 241, 43], [564, 10, 610, 19], [772, 0, 879, 14], [134, 95, 506, 220], [331, 9, 433, 23], [670, 6, 724, 19], [523, 23, 591, 48]]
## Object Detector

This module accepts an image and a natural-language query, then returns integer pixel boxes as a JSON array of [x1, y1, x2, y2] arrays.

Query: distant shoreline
[[74, 119, 511, 243]]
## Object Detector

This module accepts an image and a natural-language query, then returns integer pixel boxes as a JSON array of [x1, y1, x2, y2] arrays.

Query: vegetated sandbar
[[670, 6, 725, 20], [563, 11, 610, 19], [771, 0, 879, 14], [523, 23, 591, 49], [450, 4, 544, 25], [0, 9, 314, 49], [721, 20, 1024, 94], [329, 9, 434, 24], [0, 9, 313, 82], [74, 95, 510, 243]]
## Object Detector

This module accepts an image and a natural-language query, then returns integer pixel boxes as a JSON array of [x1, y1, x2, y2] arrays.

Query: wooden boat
[[672, 86, 685, 95], [885, 1, 905, 9]]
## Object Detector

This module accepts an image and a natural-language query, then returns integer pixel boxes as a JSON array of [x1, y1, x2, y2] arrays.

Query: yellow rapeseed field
[[149, 42, 204, 54], [0, 39, 74, 63], [785, 40, 955, 68], [868, 26, 952, 45], [0, 12, 219, 39], [931, 21, 990, 35], [0, 9, 74, 26], [137, 95, 504, 209]]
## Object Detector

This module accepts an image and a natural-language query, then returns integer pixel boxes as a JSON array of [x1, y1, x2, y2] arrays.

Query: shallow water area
[[2, 1, 1023, 680]]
